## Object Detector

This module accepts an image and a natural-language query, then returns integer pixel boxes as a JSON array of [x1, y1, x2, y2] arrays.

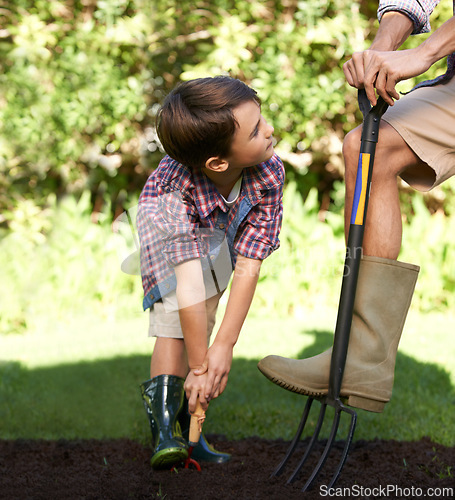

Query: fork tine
[[301, 406, 341, 492], [327, 405, 357, 489], [286, 401, 326, 484], [272, 397, 313, 477], [273, 398, 358, 492]]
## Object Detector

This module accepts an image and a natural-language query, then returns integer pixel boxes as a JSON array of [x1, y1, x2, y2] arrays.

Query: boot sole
[[261, 372, 326, 398], [151, 447, 188, 469], [264, 374, 386, 414]]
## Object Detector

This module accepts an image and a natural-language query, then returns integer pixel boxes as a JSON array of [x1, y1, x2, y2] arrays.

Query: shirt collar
[[157, 157, 226, 218], [242, 154, 282, 205], [156, 154, 281, 217], [156, 156, 187, 186], [192, 168, 229, 218]]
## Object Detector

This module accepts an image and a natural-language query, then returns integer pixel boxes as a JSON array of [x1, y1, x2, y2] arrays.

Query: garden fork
[[270, 90, 388, 492]]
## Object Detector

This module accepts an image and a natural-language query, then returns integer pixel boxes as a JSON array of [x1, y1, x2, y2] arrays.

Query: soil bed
[[1, 436, 454, 499]]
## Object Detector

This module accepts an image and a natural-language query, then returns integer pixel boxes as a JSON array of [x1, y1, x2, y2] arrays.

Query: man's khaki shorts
[[148, 291, 223, 341], [382, 77, 455, 191]]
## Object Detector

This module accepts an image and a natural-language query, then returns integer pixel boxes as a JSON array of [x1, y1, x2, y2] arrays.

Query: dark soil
[[1, 436, 454, 499]]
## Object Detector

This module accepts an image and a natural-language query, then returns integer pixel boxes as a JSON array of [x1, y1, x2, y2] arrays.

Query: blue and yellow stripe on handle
[[350, 153, 371, 225]]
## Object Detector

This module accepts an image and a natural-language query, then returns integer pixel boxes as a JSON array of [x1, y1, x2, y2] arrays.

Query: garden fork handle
[[328, 89, 388, 400]]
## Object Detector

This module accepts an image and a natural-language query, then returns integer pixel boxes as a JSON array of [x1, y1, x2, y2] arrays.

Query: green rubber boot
[[140, 375, 188, 469], [179, 397, 231, 463]]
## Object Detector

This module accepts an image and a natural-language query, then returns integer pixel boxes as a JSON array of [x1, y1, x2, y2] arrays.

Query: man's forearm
[[370, 11, 414, 51], [418, 16, 455, 67]]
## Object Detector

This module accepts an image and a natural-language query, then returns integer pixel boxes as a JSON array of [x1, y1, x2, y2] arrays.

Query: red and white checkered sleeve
[[234, 163, 284, 261], [153, 191, 205, 267], [378, 0, 439, 34]]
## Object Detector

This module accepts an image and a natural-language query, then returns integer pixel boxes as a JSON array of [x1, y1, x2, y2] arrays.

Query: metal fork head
[[272, 395, 357, 493]]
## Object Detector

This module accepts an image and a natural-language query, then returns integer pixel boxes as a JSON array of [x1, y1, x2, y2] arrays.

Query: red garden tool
[[265, 90, 388, 492]]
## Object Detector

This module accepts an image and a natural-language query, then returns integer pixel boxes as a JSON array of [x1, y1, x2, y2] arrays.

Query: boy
[[137, 76, 285, 469]]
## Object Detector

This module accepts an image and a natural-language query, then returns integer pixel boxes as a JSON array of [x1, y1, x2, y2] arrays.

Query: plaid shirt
[[378, 0, 455, 86], [137, 154, 284, 310]]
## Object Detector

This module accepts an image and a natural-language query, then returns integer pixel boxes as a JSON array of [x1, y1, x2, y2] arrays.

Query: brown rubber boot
[[257, 256, 419, 413]]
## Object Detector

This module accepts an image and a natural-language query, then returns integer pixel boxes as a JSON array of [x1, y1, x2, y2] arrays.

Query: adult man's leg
[[258, 120, 425, 412], [343, 120, 431, 259]]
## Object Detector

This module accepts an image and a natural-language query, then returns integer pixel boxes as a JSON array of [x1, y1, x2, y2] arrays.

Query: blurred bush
[[2, 1, 454, 214], [2, 0, 451, 216], [3, 180, 455, 336], [0, 190, 143, 334], [2, 1, 455, 333]]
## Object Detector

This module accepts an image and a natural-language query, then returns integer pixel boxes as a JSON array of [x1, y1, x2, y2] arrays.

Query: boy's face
[[225, 100, 275, 169]]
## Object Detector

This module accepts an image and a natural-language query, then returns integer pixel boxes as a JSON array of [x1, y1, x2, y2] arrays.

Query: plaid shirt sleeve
[[234, 158, 284, 261], [156, 191, 207, 266], [143, 189, 206, 268], [378, 0, 440, 34], [137, 160, 209, 296]]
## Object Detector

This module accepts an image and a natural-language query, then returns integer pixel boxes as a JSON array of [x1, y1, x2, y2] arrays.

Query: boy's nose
[[266, 123, 274, 137]]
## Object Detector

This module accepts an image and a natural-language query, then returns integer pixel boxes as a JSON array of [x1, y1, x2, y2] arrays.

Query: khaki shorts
[[148, 291, 223, 340], [382, 78, 455, 191]]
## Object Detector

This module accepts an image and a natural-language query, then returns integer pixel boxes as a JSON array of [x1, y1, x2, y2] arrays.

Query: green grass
[[1, 305, 454, 446], [1, 189, 455, 447]]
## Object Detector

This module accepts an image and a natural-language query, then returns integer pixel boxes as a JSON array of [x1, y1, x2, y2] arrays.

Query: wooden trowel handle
[[189, 399, 205, 446]]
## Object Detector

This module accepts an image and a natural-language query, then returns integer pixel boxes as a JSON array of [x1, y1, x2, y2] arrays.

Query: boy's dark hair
[[156, 76, 261, 168]]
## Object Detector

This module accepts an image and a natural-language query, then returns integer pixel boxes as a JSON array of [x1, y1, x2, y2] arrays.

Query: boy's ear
[[205, 157, 229, 172]]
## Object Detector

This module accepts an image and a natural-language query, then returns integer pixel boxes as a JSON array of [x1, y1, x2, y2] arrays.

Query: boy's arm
[[194, 255, 262, 401], [174, 259, 210, 410]]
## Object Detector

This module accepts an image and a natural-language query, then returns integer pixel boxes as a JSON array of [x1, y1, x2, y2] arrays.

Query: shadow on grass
[[1, 328, 454, 446]]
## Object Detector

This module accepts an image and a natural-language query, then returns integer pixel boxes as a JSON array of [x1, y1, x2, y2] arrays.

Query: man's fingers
[[343, 53, 366, 89], [385, 77, 400, 102], [363, 67, 379, 106], [365, 71, 387, 102], [363, 83, 378, 106], [374, 71, 399, 106], [343, 61, 356, 87]]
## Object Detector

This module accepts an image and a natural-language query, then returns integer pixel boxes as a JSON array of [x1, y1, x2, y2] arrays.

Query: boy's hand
[[194, 340, 234, 401], [184, 371, 209, 412]]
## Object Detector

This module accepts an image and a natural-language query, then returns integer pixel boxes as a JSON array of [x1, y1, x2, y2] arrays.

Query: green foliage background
[[1, 0, 453, 209], [1, 1, 455, 335]]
